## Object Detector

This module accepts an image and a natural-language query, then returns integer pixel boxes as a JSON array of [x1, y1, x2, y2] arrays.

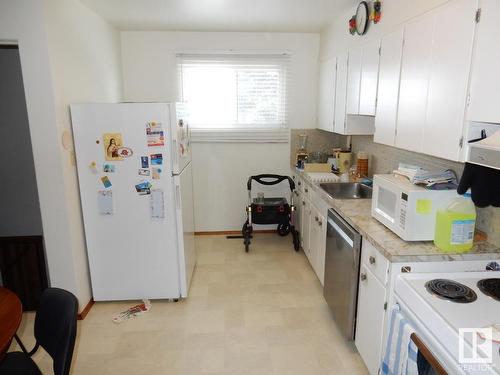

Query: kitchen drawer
[[301, 180, 312, 199], [361, 240, 389, 285], [310, 188, 329, 218]]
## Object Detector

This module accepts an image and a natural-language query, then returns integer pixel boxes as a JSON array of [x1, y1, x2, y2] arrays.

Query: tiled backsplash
[[289, 129, 343, 167], [290, 130, 499, 247]]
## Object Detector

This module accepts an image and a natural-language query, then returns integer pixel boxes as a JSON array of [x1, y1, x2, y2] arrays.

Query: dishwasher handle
[[327, 209, 359, 245], [327, 218, 354, 247]]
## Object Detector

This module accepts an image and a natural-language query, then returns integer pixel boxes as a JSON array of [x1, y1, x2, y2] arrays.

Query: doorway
[[0, 44, 48, 310]]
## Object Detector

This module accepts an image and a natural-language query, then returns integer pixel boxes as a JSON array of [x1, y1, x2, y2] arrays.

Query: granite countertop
[[296, 169, 500, 263]]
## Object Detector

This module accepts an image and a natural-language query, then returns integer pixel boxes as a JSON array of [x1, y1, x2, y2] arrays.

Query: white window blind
[[177, 53, 290, 142]]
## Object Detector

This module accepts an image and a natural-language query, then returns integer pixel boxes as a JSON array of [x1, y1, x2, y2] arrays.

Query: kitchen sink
[[319, 182, 372, 199]]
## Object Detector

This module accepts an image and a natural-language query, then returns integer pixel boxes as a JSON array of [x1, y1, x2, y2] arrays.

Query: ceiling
[[79, 0, 355, 33]]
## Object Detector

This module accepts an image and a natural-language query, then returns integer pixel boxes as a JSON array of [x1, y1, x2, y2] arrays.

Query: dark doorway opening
[[0, 44, 48, 311]]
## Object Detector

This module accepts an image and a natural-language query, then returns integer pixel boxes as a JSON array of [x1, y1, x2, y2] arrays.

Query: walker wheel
[[277, 223, 291, 236]]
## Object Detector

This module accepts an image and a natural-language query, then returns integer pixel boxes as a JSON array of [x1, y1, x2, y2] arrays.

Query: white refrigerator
[[70, 103, 196, 301]]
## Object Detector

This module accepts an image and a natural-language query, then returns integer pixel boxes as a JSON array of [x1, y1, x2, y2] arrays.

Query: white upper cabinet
[[334, 52, 348, 134], [468, 0, 500, 124], [317, 58, 336, 132], [347, 41, 380, 117], [374, 28, 404, 147], [396, 0, 477, 160], [359, 39, 381, 116], [422, 0, 477, 160], [347, 48, 362, 115], [396, 15, 434, 153]]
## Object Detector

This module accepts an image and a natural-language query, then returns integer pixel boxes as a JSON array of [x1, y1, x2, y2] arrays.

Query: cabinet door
[[317, 58, 336, 132], [422, 0, 477, 160], [315, 211, 327, 286], [301, 198, 311, 257], [396, 15, 434, 152], [374, 29, 404, 146], [355, 264, 387, 375], [334, 52, 348, 134], [346, 48, 362, 115], [294, 189, 301, 234], [308, 208, 319, 271], [468, 0, 500, 123], [359, 39, 381, 116]]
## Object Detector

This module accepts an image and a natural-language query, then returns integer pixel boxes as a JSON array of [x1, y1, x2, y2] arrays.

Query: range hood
[[467, 128, 500, 170]]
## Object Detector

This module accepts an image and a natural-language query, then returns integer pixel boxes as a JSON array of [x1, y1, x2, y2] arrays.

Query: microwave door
[[375, 186, 398, 223]]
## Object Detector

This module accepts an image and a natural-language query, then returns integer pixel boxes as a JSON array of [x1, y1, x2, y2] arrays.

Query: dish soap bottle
[[434, 191, 476, 252]]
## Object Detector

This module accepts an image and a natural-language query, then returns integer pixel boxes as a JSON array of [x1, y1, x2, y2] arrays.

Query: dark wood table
[[0, 287, 22, 362]]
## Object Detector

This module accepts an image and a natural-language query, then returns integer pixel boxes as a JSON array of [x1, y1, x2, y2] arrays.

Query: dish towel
[[381, 306, 419, 375]]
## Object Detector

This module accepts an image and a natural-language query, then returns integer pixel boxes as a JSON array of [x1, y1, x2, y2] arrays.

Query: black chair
[[0, 288, 78, 375]]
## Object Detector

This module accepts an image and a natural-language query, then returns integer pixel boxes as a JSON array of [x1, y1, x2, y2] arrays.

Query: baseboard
[[77, 298, 94, 320], [195, 230, 277, 236]]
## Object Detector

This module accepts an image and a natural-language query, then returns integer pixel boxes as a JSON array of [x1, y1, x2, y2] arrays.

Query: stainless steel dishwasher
[[323, 208, 362, 341]]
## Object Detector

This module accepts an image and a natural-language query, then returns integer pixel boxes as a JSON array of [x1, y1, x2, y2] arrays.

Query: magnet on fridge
[[89, 161, 98, 174], [103, 164, 115, 173], [138, 168, 150, 176], [101, 176, 112, 188], [98, 190, 113, 215], [141, 156, 149, 168], [152, 167, 162, 180], [150, 153, 163, 165], [150, 189, 165, 218]]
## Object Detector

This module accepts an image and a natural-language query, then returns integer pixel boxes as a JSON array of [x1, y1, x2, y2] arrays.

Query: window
[[178, 53, 290, 142]]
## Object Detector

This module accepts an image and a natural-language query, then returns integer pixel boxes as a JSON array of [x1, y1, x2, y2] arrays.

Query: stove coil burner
[[477, 278, 500, 301], [425, 279, 477, 303]]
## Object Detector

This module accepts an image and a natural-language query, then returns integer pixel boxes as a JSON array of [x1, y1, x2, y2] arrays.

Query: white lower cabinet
[[355, 240, 390, 375], [309, 205, 327, 286], [296, 177, 328, 286], [355, 263, 387, 375], [301, 195, 311, 259]]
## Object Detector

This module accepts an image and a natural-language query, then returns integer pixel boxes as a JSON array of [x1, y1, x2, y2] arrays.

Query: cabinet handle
[[298, 182, 301, 186], [318, 220, 322, 226], [305, 188, 309, 193], [302, 201, 306, 206], [369, 256, 376, 265], [360, 272, 367, 281], [314, 216, 319, 222]]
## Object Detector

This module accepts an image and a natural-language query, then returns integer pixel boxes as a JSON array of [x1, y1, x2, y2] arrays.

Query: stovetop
[[425, 279, 478, 303], [396, 271, 500, 374], [478, 279, 500, 302]]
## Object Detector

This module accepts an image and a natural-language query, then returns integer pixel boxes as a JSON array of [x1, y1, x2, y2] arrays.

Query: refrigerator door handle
[[175, 184, 181, 209], [173, 139, 179, 167]]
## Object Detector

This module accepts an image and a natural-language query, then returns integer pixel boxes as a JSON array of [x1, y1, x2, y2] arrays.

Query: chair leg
[[14, 334, 28, 354]]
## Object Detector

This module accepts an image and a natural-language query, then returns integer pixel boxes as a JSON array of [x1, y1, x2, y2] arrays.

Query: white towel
[[381, 306, 419, 375]]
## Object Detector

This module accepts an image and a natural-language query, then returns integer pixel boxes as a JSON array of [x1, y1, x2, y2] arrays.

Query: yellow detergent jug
[[434, 192, 476, 252]]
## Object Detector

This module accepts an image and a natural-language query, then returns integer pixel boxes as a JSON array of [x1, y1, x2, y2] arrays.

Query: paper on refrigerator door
[[98, 190, 113, 215], [150, 189, 165, 218]]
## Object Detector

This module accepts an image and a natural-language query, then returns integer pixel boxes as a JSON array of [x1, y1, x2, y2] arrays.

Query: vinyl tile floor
[[10, 234, 369, 375]]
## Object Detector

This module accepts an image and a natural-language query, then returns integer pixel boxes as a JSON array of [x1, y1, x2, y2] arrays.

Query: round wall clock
[[355, 1, 369, 35]]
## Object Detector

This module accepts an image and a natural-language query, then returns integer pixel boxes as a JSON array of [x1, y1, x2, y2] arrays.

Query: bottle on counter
[[356, 151, 369, 178], [434, 191, 476, 252]]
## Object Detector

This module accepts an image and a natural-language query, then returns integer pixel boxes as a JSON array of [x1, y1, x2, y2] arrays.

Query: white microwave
[[371, 174, 458, 241]]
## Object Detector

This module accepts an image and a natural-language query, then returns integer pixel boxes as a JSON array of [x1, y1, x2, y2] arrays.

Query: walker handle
[[247, 174, 295, 191]]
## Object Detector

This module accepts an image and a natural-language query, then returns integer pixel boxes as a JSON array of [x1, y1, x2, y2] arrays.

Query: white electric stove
[[395, 271, 500, 374]]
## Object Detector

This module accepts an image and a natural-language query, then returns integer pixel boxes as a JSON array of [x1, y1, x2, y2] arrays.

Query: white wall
[[121, 31, 320, 231], [320, 0, 452, 61], [121, 31, 320, 130], [43, 0, 123, 309], [0, 0, 81, 304], [0, 0, 122, 310]]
